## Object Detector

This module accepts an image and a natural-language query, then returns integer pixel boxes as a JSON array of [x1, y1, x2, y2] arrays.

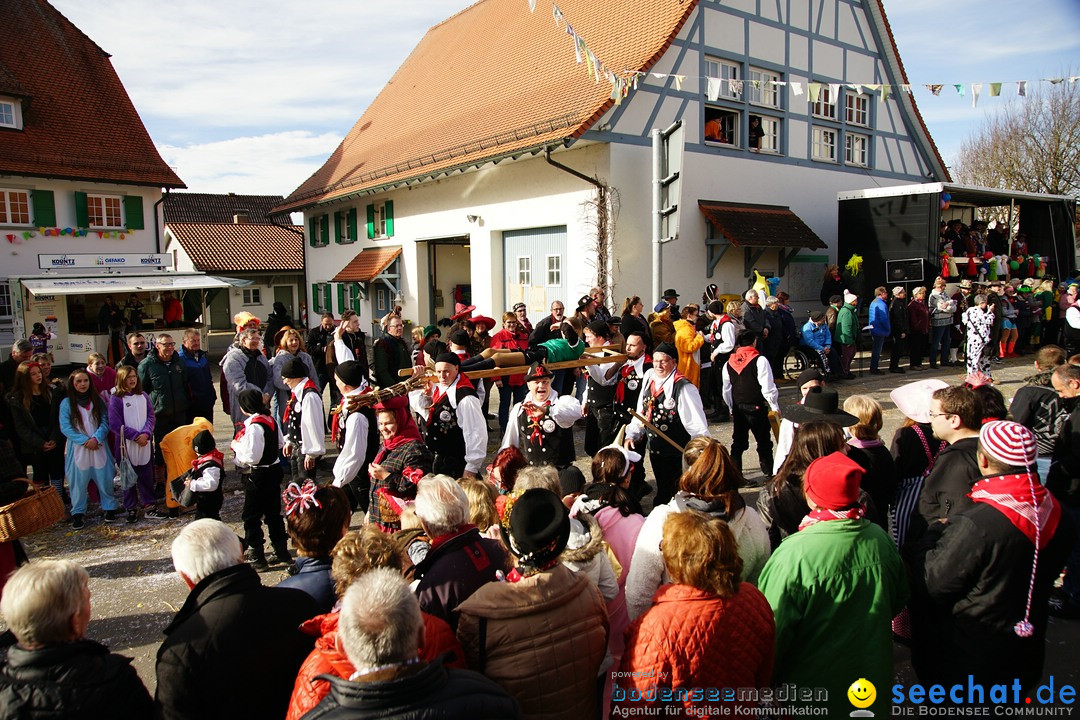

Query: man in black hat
[[581, 320, 622, 455], [661, 288, 680, 308], [501, 362, 582, 469], [722, 330, 780, 482], [409, 353, 486, 479], [613, 331, 652, 498], [280, 356, 326, 484], [575, 294, 597, 322], [330, 361, 375, 511], [624, 341, 708, 505], [512, 302, 533, 335]]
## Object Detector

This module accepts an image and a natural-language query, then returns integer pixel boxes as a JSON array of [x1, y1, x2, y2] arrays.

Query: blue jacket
[[800, 321, 831, 351], [276, 556, 335, 614], [869, 297, 891, 338], [177, 346, 217, 408]]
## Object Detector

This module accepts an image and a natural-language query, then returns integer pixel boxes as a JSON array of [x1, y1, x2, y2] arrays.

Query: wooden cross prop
[[610, 403, 687, 454], [397, 345, 628, 381]]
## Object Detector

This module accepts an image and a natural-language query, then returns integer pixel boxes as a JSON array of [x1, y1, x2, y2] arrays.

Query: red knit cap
[[804, 451, 863, 510], [979, 420, 1037, 468]]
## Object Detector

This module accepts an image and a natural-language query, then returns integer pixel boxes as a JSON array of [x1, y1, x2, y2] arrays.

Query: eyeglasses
[[158, 342, 176, 347], [928, 411, 955, 420]]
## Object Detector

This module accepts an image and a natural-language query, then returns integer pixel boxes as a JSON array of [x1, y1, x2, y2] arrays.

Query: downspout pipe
[[154, 188, 169, 255], [545, 146, 611, 300]]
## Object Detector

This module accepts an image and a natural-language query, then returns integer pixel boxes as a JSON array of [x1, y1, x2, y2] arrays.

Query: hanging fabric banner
[[706, 77, 721, 101], [829, 83, 841, 100], [846, 83, 862, 94], [807, 82, 821, 103], [574, 35, 584, 64], [954, 84, 965, 97], [528, 0, 536, 11], [790, 81, 803, 96], [989, 82, 1002, 97], [971, 83, 982, 108], [553, 4, 563, 27], [674, 75, 684, 91], [729, 79, 744, 96], [879, 84, 890, 103], [926, 84, 943, 96], [1018, 80, 1027, 97]]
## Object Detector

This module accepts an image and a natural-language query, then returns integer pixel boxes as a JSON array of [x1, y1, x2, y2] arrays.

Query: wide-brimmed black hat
[[502, 488, 571, 565], [783, 386, 859, 426]]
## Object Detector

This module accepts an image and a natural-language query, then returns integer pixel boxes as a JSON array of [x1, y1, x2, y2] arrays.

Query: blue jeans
[[929, 325, 951, 366], [497, 383, 529, 434], [871, 335, 886, 371]]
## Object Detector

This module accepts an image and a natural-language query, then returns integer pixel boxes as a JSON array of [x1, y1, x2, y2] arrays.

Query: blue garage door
[[503, 226, 567, 317]]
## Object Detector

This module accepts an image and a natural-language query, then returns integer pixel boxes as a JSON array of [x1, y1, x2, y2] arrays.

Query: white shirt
[[1067, 305, 1080, 330], [231, 414, 282, 469], [501, 388, 582, 451], [721, 354, 780, 413], [284, 381, 326, 460], [409, 374, 487, 474], [624, 369, 708, 444], [188, 464, 222, 493], [712, 319, 739, 358], [332, 386, 371, 488], [581, 343, 620, 405]]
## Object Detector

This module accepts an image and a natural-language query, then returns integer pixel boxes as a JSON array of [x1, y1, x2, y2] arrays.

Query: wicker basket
[[0, 482, 65, 542]]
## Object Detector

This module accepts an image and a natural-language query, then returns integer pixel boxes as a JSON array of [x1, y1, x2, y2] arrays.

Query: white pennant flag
[[553, 4, 563, 27], [674, 75, 685, 92], [790, 81, 803, 96], [706, 77, 721, 101], [847, 83, 862, 94], [1018, 80, 1027, 97], [972, 83, 982, 108], [829, 83, 841, 99], [528, 0, 536, 11]]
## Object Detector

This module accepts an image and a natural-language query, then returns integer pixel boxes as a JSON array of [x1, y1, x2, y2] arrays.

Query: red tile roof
[[276, 0, 696, 213], [699, 201, 827, 250], [167, 222, 303, 273], [164, 192, 288, 224], [0, 0, 184, 188], [332, 247, 402, 283]]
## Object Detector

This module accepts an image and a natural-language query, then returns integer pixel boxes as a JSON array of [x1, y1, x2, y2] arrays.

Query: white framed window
[[546, 255, 561, 286], [0, 282, 11, 321], [811, 85, 837, 120], [0, 98, 22, 130], [517, 256, 531, 286], [748, 68, 781, 108], [242, 288, 262, 306], [0, 189, 31, 225], [705, 57, 741, 99], [751, 115, 780, 154], [87, 194, 123, 228], [846, 133, 869, 167], [812, 126, 837, 162], [343, 283, 362, 310], [704, 107, 739, 146], [373, 203, 386, 237], [845, 93, 870, 126]]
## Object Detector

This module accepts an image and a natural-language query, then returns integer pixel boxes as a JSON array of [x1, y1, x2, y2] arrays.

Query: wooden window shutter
[[336, 284, 346, 314], [334, 211, 343, 244], [319, 215, 330, 247], [385, 200, 394, 237], [366, 204, 375, 239], [308, 217, 317, 247], [347, 208, 358, 244], [323, 283, 333, 313], [123, 196, 145, 229], [74, 191, 89, 228], [30, 190, 55, 227], [352, 283, 362, 313]]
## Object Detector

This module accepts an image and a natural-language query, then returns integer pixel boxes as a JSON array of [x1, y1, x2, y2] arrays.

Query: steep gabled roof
[[276, 0, 697, 213], [0, 0, 184, 188], [164, 192, 288, 224], [166, 222, 303, 273]]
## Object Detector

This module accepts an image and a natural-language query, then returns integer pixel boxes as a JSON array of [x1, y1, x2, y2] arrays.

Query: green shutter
[[323, 284, 333, 314], [123, 195, 144, 229], [366, 204, 375, 239], [74, 191, 89, 228], [311, 283, 321, 312], [334, 211, 343, 244], [319, 214, 330, 247], [308, 217, 317, 247], [31, 190, 56, 227], [384, 200, 394, 237], [352, 283, 362, 313], [347, 208, 358, 244], [337, 284, 345, 314]]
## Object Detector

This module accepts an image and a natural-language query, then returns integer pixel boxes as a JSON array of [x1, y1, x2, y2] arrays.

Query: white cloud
[[157, 131, 344, 196]]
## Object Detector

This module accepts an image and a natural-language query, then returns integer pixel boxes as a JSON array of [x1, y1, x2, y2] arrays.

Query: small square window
[[0, 99, 21, 130], [812, 126, 837, 162], [846, 133, 869, 167], [546, 255, 561, 286], [750, 115, 780, 154], [0, 189, 31, 225], [845, 93, 870, 126], [242, 288, 262, 306], [0, 282, 11, 320], [704, 107, 739, 146], [748, 68, 781, 108], [87, 194, 123, 228], [811, 85, 837, 120], [705, 58, 741, 100], [518, 256, 531, 286]]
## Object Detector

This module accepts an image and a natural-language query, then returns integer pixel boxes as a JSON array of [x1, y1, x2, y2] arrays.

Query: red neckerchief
[[970, 473, 1061, 549], [428, 374, 474, 422], [281, 378, 319, 426], [522, 396, 552, 446], [644, 370, 683, 422], [233, 414, 276, 442], [191, 450, 224, 472], [798, 504, 865, 531], [615, 354, 651, 404], [428, 524, 478, 553], [728, 346, 759, 374]]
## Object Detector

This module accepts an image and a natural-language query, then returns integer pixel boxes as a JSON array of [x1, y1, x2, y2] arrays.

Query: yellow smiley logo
[[847, 678, 876, 709]]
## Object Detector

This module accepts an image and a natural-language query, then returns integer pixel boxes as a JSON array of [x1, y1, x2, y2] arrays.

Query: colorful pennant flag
[[972, 83, 982, 108]]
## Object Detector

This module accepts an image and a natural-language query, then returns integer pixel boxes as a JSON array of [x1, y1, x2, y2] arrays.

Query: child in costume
[[962, 294, 995, 377], [186, 429, 224, 520], [59, 369, 117, 530]]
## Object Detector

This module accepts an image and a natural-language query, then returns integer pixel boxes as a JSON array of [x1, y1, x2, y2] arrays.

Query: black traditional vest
[[615, 357, 653, 412], [642, 376, 692, 458], [283, 380, 319, 445], [516, 400, 570, 467], [425, 383, 477, 458], [729, 355, 769, 410]]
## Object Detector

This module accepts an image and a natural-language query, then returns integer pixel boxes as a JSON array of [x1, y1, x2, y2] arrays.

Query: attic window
[[0, 98, 22, 130]]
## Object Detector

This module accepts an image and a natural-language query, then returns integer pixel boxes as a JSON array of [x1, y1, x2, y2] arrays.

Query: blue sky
[[50, 0, 1080, 195]]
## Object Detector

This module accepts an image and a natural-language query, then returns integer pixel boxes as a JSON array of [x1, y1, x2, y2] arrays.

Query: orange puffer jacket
[[285, 610, 466, 720], [617, 583, 776, 712]]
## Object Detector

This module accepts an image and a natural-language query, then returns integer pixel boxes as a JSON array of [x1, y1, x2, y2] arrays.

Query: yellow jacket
[[673, 319, 704, 387]]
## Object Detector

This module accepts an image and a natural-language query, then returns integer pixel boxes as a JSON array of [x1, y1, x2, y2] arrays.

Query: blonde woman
[[107, 365, 156, 523], [269, 327, 319, 428], [842, 395, 897, 531]]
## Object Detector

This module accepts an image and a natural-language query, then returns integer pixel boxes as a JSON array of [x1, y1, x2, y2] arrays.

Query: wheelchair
[[782, 345, 815, 380]]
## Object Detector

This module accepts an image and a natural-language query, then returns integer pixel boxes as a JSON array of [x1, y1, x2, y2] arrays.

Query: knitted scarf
[[798, 504, 865, 532]]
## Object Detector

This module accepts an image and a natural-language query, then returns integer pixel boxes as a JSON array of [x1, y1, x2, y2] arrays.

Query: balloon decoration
[[940, 193, 952, 210]]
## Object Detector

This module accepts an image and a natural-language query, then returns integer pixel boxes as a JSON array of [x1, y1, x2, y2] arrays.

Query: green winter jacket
[[758, 519, 908, 718], [137, 352, 189, 419], [835, 303, 858, 346]]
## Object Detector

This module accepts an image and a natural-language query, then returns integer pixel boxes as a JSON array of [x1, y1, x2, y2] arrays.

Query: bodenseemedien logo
[[848, 678, 876, 717]]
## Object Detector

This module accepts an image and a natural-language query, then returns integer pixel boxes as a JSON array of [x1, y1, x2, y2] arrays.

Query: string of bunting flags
[[530, 0, 1079, 109]]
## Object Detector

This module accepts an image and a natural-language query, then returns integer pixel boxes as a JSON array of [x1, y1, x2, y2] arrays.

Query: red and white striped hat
[[978, 420, 1037, 468]]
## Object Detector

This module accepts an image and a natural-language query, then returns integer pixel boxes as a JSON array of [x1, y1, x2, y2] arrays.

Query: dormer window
[[0, 98, 23, 130]]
